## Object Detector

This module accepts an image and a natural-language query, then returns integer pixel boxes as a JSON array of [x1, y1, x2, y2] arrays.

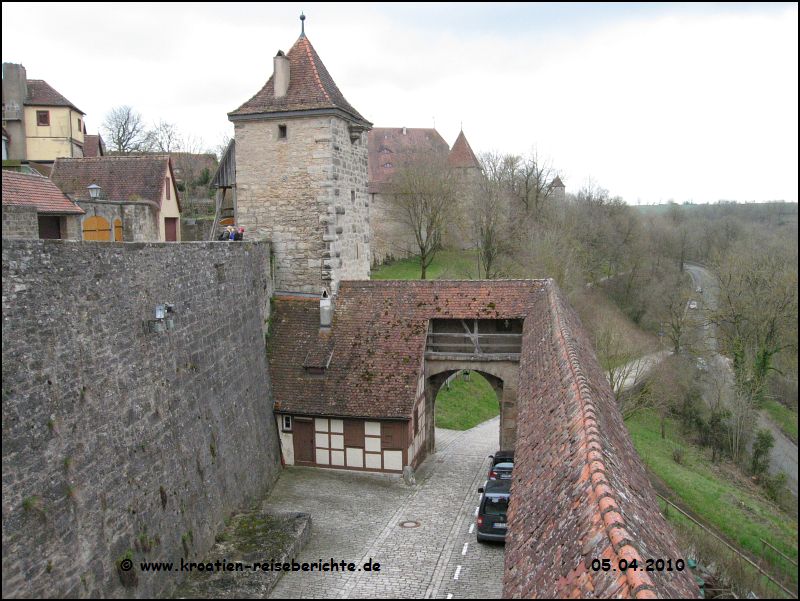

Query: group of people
[[218, 225, 245, 241]]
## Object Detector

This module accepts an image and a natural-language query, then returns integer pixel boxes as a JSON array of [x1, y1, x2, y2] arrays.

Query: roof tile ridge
[[545, 282, 657, 599], [301, 37, 332, 103]]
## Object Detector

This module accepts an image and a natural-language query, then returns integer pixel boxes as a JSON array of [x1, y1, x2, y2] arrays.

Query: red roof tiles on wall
[[503, 283, 699, 599], [1, 170, 84, 215]]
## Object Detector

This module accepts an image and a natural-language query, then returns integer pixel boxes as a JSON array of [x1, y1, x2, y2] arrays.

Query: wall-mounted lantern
[[87, 183, 101, 200], [148, 303, 176, 334]]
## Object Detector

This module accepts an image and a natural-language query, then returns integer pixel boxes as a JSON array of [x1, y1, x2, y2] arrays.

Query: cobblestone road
[[265, 418, 504, 599]]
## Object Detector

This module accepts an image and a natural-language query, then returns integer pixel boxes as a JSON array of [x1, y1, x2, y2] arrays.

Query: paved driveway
[[265, 418, 505, 599]]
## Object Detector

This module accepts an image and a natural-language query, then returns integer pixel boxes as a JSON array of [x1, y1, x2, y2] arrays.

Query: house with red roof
[[2, 63, 88, 167], [50, 155, 181, 241], [1, 170, 83, 239]]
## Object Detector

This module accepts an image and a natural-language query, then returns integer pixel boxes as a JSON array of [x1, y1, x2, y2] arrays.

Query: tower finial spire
[[300, 12, 306, 36]]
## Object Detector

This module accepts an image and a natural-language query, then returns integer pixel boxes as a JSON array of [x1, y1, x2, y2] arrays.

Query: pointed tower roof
[[447, 130, 480, 169], [551, 175, 565, 188], [229, 35, 370, 126]]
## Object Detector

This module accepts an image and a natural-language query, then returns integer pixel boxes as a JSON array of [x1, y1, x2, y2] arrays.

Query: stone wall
[[369, 192, 416, 266], [180, 217, 215, 242], [2, 204, 38, 239], [235, 115, 370, 294], [75, 200, 160, 242], [1, 240, 281, 599]]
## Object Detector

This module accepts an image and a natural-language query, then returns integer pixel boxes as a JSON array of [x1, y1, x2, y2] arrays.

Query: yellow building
[[2, 63, 86, 165]]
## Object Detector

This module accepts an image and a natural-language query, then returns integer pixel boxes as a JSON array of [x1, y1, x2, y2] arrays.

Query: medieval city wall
[[1, 239, 281, 599], [235, 115, 369, 294]]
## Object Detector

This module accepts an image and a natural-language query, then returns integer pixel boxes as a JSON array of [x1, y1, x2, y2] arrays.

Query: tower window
[[278, 124, 287, 139]]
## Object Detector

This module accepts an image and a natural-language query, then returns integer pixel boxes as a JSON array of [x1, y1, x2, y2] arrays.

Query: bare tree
[[508, 149, 557, 217], [389, 154, 456, 279], [474, 153, 517, 278], [147, 119, 181, 153], [102, 105, 150, 153], [595, 323, 650, 412]]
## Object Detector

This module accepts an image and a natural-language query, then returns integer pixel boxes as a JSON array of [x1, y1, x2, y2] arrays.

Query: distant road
[[685, 263, 797, 496]]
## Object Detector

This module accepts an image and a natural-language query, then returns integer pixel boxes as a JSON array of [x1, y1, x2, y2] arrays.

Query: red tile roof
[[447, 130, 480, 169], [50, 155, 179, 209], [82, 135, 105, 158], [503, 283, 699, 599], [1, 170, 84, 215], [25, 79, 84, 114], [230, 35, 370, 125], [269, 280, 545, 419], [367, 128, 450, 194]]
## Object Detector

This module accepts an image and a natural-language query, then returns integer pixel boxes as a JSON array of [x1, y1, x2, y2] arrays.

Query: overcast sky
[[3, 2, 797, 204]]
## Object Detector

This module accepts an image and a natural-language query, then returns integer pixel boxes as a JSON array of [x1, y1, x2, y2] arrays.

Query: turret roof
[[229, 35, 370, 126], [447, 130, 480, 169]]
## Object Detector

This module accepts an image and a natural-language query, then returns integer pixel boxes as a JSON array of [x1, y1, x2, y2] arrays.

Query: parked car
[[488, 461, 513, 480], [476, 480, 511, 543], [489, 450, 514, 466], [688, 300, 698, 310]]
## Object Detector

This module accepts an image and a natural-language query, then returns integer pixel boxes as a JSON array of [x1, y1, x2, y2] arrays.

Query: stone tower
[[446, 129, 482, 250], [229, 20, 372, 294], [551, 175, 566, 202]]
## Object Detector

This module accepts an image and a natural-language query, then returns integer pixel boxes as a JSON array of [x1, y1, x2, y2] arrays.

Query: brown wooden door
[[82, 216, 111, 241], [293, 420, 314, 463], [165, 217, 178, 241]]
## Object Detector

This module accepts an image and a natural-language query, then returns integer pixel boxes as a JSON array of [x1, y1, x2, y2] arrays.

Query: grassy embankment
[[628, 410, 798, 595], [762, 399, 798, 443]]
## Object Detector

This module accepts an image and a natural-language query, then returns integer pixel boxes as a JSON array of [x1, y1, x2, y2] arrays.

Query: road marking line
[[474, 506, 479, 516], [454, 565, 462, 580], [447, 594, 453, 599], [462, 543, 468, 555], [468, 523, 474, 534]]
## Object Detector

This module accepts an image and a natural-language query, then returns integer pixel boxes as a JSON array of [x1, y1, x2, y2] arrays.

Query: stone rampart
[[1, 240, 281, 598]]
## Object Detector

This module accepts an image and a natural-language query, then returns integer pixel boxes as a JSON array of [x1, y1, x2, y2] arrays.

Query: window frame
[[36, 110, 50, 126], [278, 124, 287, 139], [282, 415, 293, 432]]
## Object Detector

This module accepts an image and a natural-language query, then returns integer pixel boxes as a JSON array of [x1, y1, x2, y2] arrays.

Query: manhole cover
[[399, 520, 421, 528]]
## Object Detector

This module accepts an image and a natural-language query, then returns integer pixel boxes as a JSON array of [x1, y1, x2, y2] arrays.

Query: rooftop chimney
[[274, 50, 290, 99], [320, 289, 332, 328]]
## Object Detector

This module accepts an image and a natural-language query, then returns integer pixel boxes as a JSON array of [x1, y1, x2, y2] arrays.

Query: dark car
[[489, 450, 514, 466], [488, 461, 513, 481], [476, 480, 510, 543]]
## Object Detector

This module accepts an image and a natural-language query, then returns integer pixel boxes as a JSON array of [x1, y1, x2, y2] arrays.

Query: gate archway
[[424, 359, 519, 453]]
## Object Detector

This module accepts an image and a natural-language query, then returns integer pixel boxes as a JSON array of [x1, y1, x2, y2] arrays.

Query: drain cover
[[399, 520, 421, 528]]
